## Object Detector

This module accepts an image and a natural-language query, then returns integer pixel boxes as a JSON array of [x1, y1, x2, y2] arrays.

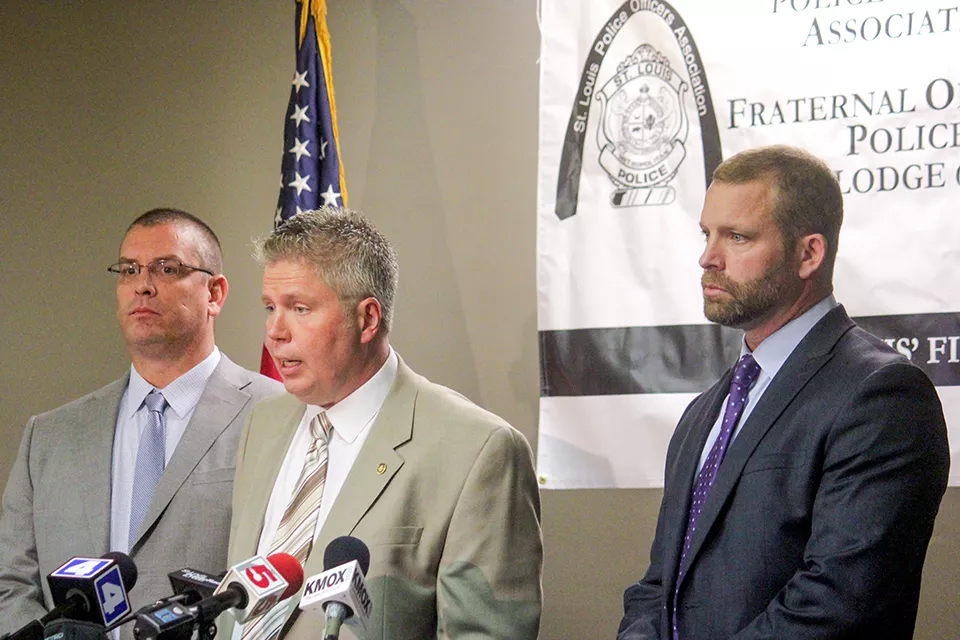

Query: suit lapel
[[77, 378, 128, 555], [305, 361, 416, 577], [131, 356, 251, 551], [678, 307, 856, 586], [662, 378, 730, 592], [280, 360, 417, 636], [237, 397, 307, 561]]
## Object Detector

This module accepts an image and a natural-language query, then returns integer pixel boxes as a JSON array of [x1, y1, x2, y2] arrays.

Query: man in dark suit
[[618, 145, 950, 639], [0, 208, 282, 638]]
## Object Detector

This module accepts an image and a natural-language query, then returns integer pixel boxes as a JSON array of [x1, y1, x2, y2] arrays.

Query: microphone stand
[[105, 594, 192, 633]]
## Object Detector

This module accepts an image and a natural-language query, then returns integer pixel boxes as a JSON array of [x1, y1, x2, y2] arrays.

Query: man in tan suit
[[221, 207, 542, 640]]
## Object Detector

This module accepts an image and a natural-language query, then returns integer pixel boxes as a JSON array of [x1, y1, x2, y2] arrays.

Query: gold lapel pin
[[377, 463, 387, 475]]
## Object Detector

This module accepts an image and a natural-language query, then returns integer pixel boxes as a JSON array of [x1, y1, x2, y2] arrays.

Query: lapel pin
[[377, 463, 387, 475]]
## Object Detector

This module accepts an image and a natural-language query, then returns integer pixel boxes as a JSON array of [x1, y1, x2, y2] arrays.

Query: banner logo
[[597, 44, 689, 207], [554, 0, 721, 219]]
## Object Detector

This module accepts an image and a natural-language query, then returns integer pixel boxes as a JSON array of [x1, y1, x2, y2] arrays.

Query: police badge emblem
[[596, 44, 689, 207]]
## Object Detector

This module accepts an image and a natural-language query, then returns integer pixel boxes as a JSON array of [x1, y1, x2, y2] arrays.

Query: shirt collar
[[303, 347, 399, 444], [742, 295, 838, 378], [122, 347, 222, 420]]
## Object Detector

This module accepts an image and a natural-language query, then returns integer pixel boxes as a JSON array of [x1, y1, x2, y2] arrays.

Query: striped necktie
[[240, 411, 332, 640], [129, 389, 167, 550]]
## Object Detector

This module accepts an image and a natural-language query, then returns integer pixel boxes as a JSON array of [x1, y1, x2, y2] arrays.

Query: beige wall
[[0, 2, 955, 638]]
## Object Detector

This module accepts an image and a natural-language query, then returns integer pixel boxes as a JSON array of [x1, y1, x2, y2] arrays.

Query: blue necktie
[[129, 389, 167, 549], [673, 354, 762, 639]]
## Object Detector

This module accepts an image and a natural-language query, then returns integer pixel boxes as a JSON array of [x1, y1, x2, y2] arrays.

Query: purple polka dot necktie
[[673, 354, 761, 640]]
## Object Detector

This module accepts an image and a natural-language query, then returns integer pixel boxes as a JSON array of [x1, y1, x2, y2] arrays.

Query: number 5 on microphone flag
[[214, 555, 289, 623]]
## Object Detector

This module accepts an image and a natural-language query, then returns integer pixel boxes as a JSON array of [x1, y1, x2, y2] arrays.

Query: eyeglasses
[[107, 259, 215, 282]]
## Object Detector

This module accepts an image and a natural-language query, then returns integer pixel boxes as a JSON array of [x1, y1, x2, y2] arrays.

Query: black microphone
[[41, 620, 107, 640], [102, 566, 224, 632], [7, 553, 137, 640], [132, 553, 304, 640], [165, 568, 222, 605], [46, 551, 138, 627], [299, 536, 372, 640]]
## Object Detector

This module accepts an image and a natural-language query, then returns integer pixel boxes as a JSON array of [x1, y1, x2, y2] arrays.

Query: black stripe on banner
[[540, 312, 960, 396], [540, 323, 742, 395], [554, 0, 721, 220], [854, 312, 960, 387]]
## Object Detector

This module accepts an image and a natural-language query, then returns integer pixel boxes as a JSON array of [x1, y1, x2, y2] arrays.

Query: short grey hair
[[255, 207, 399, 333], [127, 207, 223, 275]]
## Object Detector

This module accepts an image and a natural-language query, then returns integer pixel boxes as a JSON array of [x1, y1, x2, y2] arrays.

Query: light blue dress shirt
[[110, 347, 221, 553], [697, 296, 839, 473]]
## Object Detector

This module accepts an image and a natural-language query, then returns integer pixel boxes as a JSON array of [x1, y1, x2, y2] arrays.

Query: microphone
[[5, 551, 138, 640], [131, 553, 303, 640], [166, 567, 223, 605], [103, 566, 224, 631], [207, 553, 303, 623], [299, 536, 372, 640], [41, 620, 107, 640]]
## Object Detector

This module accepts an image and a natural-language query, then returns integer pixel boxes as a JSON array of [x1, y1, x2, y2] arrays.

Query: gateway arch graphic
[[554, 0, 722, 220]]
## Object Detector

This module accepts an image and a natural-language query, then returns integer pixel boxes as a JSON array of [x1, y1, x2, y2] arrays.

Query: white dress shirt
[[255, 347, 399, 558], [697, 296, 838, 472], [110, 347, 222, 553]]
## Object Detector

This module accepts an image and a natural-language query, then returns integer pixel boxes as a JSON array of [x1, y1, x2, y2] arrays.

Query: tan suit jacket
[[0, 354, 283, 639], [221, 359, 542, 640]]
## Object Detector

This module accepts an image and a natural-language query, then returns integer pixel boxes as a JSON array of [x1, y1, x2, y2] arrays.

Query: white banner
[[537, 0, 960, 489]]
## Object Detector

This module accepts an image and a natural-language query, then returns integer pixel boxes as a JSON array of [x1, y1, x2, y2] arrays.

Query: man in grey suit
[[0, 208, 282, 636], [221, 207, 542, 640], [618, 146, 950, 639]]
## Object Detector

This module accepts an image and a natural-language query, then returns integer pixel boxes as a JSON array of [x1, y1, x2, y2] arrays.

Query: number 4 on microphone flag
[[260, 0, 348, 380], [48, 557, 131, 627]]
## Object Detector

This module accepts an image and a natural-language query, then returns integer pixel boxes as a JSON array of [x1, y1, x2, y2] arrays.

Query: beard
[[702, 255, 796, 329]]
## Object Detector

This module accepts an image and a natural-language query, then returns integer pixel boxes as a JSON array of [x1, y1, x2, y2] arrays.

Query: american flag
[[262, 0, 347, 379]]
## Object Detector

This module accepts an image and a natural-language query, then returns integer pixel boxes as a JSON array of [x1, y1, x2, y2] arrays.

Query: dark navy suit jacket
[[619, 306, 950, 639]]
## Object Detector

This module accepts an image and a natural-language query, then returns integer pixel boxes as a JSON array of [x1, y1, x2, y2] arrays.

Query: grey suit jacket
[[220, 358, 543, 640], [0, 353, 282, 638], [619, 306, 950, 639]]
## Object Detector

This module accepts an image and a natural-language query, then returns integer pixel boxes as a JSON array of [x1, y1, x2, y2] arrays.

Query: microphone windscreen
[[323, 536, 370, 575], [265, 553, 305, 599], [42, 620, 107, 640], [100, 551, 138, 591]]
